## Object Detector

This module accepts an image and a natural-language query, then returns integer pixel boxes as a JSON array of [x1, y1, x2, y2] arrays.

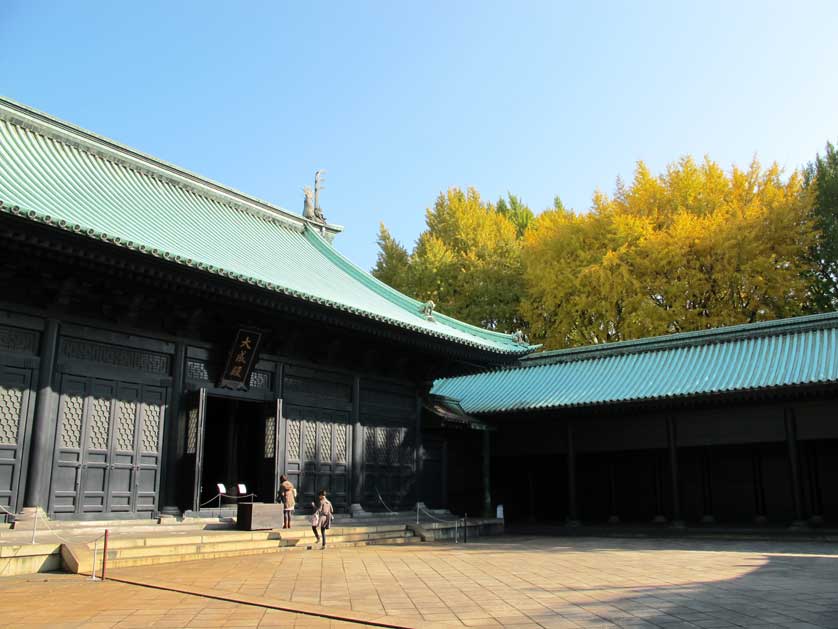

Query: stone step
[[97, 530, 415, 570]]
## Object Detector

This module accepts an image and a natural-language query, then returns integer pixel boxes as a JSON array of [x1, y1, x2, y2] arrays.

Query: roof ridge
[[521, 311, 838, 366], [303, 227, 533, 349], [0, 96, 343, 237]]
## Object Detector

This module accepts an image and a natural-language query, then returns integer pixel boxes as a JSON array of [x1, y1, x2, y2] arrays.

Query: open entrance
[[198, 396, 277, 507]]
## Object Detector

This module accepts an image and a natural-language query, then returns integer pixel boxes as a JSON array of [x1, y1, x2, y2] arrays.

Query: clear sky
[[2, 1, 837, 270]]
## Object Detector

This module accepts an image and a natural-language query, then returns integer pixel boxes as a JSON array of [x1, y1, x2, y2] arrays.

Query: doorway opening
[[199, 396, 275, 506]]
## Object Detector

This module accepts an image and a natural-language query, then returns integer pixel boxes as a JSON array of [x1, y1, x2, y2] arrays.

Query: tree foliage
[[804, 140, 838, 310], [522, 157, 817, 348], [372, 153, 824, 350], [372, 187, 528, 331]]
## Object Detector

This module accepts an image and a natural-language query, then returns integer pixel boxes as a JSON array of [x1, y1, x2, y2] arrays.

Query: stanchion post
[[101, 529, 109, 581], [31, 510, 37, 545], [464, 512, 468, 544], [90, 538, 99, 581]]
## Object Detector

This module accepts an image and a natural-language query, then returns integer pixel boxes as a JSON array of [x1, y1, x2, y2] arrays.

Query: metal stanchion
[[464, 512, 468, 544], [101, 529, 109, 581], [90, 537, 99, 581]]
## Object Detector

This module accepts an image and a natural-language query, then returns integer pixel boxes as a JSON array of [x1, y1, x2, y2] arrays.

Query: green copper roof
[[0, 97, 531, 356], [432, 312, 838, 412]]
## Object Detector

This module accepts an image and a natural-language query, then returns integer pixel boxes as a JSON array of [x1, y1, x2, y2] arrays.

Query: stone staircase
[[63, 522, 417, 574]]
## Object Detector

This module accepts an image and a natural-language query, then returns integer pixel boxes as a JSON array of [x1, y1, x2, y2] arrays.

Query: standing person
[[315, 490, 333, 549], [278, 474, 296, 529]]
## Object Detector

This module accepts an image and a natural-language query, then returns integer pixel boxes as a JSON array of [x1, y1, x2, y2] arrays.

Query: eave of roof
[[0, 96, 534, 357], [432, 312, 838, 413]]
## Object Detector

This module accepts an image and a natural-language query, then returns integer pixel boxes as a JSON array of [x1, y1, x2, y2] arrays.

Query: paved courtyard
[[1, 536, 838, 628]]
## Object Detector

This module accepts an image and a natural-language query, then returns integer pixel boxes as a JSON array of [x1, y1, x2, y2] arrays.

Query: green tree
[[804, 140, 838, 310], [372, 187, 527, 332], [372, 224, 411, 294], [495, 193, 534, 237]]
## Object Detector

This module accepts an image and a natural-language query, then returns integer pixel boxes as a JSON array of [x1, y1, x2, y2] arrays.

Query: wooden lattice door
[[0, 365, 33, 521]]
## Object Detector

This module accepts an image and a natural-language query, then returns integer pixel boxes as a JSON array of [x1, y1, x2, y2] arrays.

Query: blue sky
[[2, 1, 837, 270]]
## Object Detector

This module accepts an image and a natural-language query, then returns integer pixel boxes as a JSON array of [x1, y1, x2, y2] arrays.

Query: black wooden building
[[0, 98, 530, 521], [434, 314, 838, 528]]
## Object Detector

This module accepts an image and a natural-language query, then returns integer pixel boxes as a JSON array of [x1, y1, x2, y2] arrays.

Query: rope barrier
[[198, 492, 257, 508], [374, 489, 397, 514]]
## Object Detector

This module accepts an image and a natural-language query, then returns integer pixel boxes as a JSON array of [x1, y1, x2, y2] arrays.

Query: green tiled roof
[[432, 312, 838, 413], [0, 97, 531, 356]]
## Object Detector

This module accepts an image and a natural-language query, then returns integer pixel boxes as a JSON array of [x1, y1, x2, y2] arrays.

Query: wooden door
[[284, 405, 349, 512], [134, 385, 166, 514], [0, 365, 33, 520], [50, 374, 89, 516], [182, 388, 207, 513]]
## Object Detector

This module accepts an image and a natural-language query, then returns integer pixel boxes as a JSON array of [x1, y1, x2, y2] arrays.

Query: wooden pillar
[[806, 441, 824, 526], [752, 447, 767, 525], [415, 396, 423, 507], [700, 446, 715, 524], [349, 376, 365, 515], [607, 458, 620, 524], [566, 421, 579, 526], [160, 340, 186, 515], [441, 438, 449, 509], [22, 318, 60, 512], [667, 417, 684, 527], [652, 452, 667, 524], [784, 408, 807, 528], [481, 430, 491, 517]]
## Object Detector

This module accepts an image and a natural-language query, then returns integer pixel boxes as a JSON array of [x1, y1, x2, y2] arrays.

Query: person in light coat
[[310, 489, 333, 549]]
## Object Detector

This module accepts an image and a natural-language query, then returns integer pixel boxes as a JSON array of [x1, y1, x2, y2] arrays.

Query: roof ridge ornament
[[303, 170, 328, 224], [422, 300, 436, 321], [513, 330, 529, 345]]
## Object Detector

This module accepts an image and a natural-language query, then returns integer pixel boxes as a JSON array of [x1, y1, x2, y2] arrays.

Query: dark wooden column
[[481, 430, 492, 517], [784, 408, 807, 528], [607, 458, 620, 524], [415, 396, 423, 507], [349, 376, 365, 515], [752, 447, 768, 525], [700, 446, 715, 524], [652, 453, 667, 524], [160, 340, 186, 516], [22, 318, 60, 513], [806, 441, 824, 525], [566, 421, 580, 526], [441, 438, 449, 509], [667, 417, 684, 527]]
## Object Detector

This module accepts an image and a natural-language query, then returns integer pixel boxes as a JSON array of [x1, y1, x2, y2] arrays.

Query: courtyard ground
[[1, 536, 837, 628]]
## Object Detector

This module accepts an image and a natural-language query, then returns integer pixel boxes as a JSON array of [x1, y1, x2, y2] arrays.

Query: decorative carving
[[513, 329, 529, 344], [115, 400, 137, 452], [249, 370, 271, 391], [386, 428, 400, 465], [61, 394, 84, 449], [287, 420, 301, 460], [421, 300, 435, 321], [318, 422, 331, 462], [186, 359, 210, 381], [142, 403, 161, 452], [314, 169, 327, 223], [335, 424, 347, 464], [303, 186, 315, 220], [88, 397, 111, 450], [60, 338, 169, 374], [0, 384, 23, 445], [365, 426, 375, 461], [186, 407, 198, 454], [376, 427, 386, 463], [264, 416, 275, 458], [303, 421, 316, 462], [0, 326, 37, 355]]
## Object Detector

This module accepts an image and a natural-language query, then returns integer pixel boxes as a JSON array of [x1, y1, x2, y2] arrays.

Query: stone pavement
[[2, 536, 838, 627]]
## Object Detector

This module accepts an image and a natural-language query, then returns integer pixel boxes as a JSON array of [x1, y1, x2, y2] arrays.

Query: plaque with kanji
[[219, 328, 263, 389]]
